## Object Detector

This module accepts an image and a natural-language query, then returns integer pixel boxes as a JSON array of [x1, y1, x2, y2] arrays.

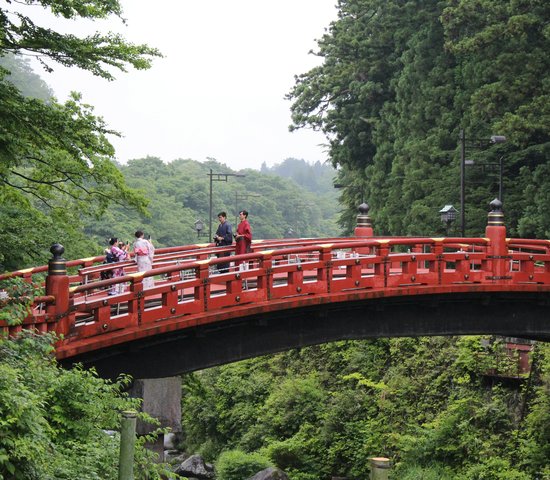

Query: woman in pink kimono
[[133, 230, 155, 289], [108, 237, 129, 295]]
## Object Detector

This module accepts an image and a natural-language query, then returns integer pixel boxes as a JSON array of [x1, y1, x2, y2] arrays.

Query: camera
[[233, 234, 237, 239]]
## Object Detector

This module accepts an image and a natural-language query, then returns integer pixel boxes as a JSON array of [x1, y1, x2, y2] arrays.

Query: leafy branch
[[0, 277, 43, 325]]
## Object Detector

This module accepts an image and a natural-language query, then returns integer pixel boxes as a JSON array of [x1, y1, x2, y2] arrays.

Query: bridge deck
[[2, 236, 549, 367]]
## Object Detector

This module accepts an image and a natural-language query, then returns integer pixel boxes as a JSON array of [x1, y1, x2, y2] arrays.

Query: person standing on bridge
[[235, 209, 252, 268], [133, 230, 155, 289], [214, 211, 233, 273], [108, 237, 129, 295]]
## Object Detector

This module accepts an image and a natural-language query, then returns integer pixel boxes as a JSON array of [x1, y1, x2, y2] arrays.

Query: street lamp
[[459, 130, 507, 236], [439, 204, 458, 235], [235, 193, 260, 224], [207, 168, 246, 240], [194, 219, 205, 238]]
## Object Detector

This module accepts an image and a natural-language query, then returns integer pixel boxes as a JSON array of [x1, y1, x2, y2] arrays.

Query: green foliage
[[0, 1, 159, 271], [1, 1, 161, 80], [0, 331, 173, 479], [215, 449, 272, 480], [397, 464, 455, 480], [457, 458, 531, 480], [181, 337, 550, 479], [400, 396, 510, 467], [81, 157, 341, 251], [0, 53, 53, 101], [0, 71, 149, 227], [518, 343, 550, 476], [288, 0, 550, 238], [261, 376, 327, 438], [262, 158, 338, 196], [263, 424, 324, 480], [0, 277, 42, 325]]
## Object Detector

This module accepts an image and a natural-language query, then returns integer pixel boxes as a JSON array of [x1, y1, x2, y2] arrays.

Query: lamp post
[[439, 204, 458, 236], [459, 130, 507, 236], [498, 154, 504, 203], [235, 193, 260, 224], [194, 219, 205, 238], [207, 169, 246, 240], [459, 130, 466, 237]]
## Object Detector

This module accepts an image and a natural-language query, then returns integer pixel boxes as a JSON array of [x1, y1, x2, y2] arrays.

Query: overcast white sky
[[31, 1, 338, 171]]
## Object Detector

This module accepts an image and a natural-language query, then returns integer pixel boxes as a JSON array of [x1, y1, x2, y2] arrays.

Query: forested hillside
[[288, 0, 550, 237], [261, 158, 338, 196], [180, 339, 550, 479], [82, 157, 341, 252]]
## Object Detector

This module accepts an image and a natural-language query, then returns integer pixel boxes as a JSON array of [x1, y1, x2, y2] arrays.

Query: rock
[[247, 467, 289, 480], [164, 432, 177, 449], [164, 450, 185, 465], [173, 454, 215, 479]]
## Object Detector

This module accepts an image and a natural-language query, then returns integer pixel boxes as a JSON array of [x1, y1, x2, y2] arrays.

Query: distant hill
[[261, 158, 337, 195], [82, 157, 343, 250]]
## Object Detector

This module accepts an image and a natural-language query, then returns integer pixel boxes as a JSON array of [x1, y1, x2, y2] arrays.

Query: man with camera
[[214, 211, 233, 273]]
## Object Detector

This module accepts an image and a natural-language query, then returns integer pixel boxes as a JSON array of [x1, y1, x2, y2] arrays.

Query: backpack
[[105, 250, 117, 264], [100, 250, 117, 281]]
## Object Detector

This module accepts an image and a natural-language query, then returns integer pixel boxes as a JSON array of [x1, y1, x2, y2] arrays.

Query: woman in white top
[[133, 230, 155, 289]]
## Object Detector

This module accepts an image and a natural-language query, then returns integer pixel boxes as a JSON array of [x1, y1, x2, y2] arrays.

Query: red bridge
[[1, 200, 549, 379]]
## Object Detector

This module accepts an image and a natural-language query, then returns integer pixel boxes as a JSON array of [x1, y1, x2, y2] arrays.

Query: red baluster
[[485, 199, 510, 282], [354, 202, 373, 256], [45, 244, 72, 338]]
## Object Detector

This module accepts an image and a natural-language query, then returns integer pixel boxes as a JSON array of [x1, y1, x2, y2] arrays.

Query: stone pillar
[[130, 377, 182, 462], [119, 411, 137, 480], [485, 198, 510, 282], [45, 243, 71, 337], [369, 457, 391, 480]]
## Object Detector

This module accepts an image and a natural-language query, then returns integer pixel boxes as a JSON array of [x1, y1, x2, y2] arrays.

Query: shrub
[[0, 331, 175, 479], [457, 457, 531, 480], [397, 464, 455, 480], [216, 449, 272, 480]]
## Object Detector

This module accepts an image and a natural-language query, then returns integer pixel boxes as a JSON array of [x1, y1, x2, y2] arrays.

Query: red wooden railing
[[1, 201, 549, 360]]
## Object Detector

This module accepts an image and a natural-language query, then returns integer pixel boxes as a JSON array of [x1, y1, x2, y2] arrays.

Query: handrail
[[1, 236, 549, 353]]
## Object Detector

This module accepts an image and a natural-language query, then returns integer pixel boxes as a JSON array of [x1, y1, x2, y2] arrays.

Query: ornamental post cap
[[489, 198, 503, 212], [50, 243, 65, 258], [487, 198, 505, 227], [358, 202, 370, 215]]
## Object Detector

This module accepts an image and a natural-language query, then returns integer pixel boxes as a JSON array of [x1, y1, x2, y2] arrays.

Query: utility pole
[[207, 169, 246, 240], [460, 129, 466, 237], [459, 130, 506, 237]]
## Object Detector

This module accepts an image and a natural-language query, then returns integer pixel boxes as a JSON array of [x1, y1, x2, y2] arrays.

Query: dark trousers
[[216, 250, 231, 273]]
